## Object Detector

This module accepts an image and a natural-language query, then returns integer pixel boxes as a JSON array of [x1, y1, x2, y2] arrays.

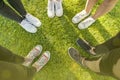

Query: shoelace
[[75, 13, 86, 19], [27, 48, 40, 59], [37, 55, 48, 66]]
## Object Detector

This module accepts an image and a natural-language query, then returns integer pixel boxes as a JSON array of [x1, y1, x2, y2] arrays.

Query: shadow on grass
[[34, 31, 78, 80], [58, 3, 115, 80], [94, 20, 112, 40]]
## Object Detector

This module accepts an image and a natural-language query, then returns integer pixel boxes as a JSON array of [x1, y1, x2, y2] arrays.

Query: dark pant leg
[[94, 32, 120, 55], [0, 46, 24, 64], [99, 48, 120, 80], [7, 0, 27, 17], [84, 48, 120, 80], [0, 0, 23, 22], [0, 61, 36, 80]]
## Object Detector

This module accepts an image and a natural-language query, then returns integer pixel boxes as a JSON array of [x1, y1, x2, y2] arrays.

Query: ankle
[[89, 47, 96, 55], [81, 57, 87, 68], [84, 9, 91, 14], [91, 15, 97, 20]]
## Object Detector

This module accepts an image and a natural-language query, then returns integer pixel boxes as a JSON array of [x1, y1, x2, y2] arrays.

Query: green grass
[[0, 0, 120, 80]]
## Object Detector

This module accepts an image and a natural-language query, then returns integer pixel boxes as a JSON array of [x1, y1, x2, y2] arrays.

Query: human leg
[[95, 32, 120, 54], [0, 50, 50, 80], [0, 45, 42, 66], [0, 61, 36, 80], [92, 0, 118, 19], [72, 0, 98, 24], [7, 0, 27, 17], [68, 47, 101, 73], [98, 48, 120, 79], [7, 0, 41, 27], [68, 47, 120, 80], [76, 32, 120, 55], [0, 0, 37, 33], [0, 0, 23, 22], [0, 46, 24, 64], [78, 0, 118, 29], [85, 0, 98, 13], [0, 48, 50, 80]]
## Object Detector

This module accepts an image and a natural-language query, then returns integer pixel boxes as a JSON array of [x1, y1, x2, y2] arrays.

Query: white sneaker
[[25, 13, 41, 27], [32, 51, 50, 72], [55, 0, 63, 17], [20, 19, 37, 33], [78, 16, 95, 29], [72, 10, 90, 24], [23, 45, 42, 66], [47, 0, 55, 18]]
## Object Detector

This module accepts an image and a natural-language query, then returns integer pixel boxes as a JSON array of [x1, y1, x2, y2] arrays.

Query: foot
[[47, 0, 55, 18], [72, 10, 90, 24], [32, 51, 50, 72], [68, 47, 85, 66], [25, 13, 41, 27], [22, 45, 42, 66], [19, 19, 37, 33], [78, 16, 95, 29], [77, 38, 96, 55], [55, 0, 63, 17]]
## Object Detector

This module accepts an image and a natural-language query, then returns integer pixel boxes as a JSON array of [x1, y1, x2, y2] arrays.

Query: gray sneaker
[[68, 47, 85, 66]]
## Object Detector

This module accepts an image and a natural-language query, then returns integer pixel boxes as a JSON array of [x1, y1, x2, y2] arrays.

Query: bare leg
[[85, 0, 98, 13], [84, 57, 101, 73], [92, 0, 118, 19]]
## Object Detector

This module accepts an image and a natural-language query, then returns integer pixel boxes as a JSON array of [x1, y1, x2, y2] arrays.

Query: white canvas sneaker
[[25, 13, 41, 27], [47, 0, 55, 18], [23, 45, 42, 66], [78, 16, 95, 29], [55, 0, 63, 17], [32, 51, 50, 72], [72, 10, 90, 24], [20, 19, 37, 33]]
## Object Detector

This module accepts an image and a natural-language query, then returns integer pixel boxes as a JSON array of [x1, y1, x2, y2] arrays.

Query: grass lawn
[[0, 0, 120, 80]]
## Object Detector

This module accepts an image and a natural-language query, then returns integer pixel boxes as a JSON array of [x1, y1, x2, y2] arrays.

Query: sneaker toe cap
[[78, 23, 86, 29], [44, 51, 50, 60], [72, 18, 79, 24], [35, 45, 42, 51], [29, 28, 37, 33], [56, 10, 63, 17], [48, 12, 55, 18], [35, 21, 42, 27]]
